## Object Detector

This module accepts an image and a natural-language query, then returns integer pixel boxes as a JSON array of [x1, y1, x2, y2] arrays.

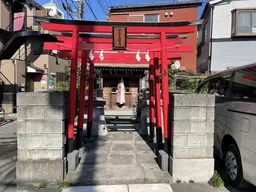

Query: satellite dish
[[171, 60, 180, 69]]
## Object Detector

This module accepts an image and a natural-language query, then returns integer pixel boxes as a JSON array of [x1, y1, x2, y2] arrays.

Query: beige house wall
[[33, 54, 68, 91], [0, 60, 14, 84], [0, 0, 10, 30]]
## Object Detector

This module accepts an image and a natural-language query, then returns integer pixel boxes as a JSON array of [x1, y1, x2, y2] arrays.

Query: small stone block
[[207, 107, 215, 120], [158, 150, 169, 171], [190, 107, 206, 120], [169, 157, 214, 183], [67, 150, 79, 172], [206, 95, 215, 107], [206, 121, 214, 133]]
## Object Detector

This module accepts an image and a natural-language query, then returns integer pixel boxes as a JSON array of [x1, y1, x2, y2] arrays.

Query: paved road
[[0, 117, 17, 192]]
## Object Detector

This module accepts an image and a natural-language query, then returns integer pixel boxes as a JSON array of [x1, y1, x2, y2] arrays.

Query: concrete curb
[[62, 184, 173, 192]]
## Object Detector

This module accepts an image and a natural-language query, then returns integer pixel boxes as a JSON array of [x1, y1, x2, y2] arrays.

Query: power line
[[60, 0, 75, 19], [102, 0, 109, 7], [70, 0, 78, 10], [96, 0, 108, 15], [85, 0, 99, 20]]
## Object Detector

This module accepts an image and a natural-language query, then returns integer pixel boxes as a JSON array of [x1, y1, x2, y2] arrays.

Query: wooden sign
[[112, 26, 127, 50]]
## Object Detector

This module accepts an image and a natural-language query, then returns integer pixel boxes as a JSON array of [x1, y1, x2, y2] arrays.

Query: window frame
[[232, 8, 256, 37], [144, 13, 160, 22]]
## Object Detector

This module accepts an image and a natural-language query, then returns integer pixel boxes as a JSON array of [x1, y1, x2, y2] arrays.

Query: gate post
[[154, 57, 162, 150], [87, 60, 94, 138], [67, 26, 79, 153], [149, 62, 155, 141], [160, 32, 170, 153], [77, 50, 88, 148]]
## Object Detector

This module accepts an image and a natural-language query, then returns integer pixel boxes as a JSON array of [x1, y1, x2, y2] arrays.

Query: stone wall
[[16, 92, 67, 186], [169, 93, 215, 183]]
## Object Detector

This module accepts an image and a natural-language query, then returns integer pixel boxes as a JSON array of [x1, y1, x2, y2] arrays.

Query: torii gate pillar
[[67, 26, 79, 153]]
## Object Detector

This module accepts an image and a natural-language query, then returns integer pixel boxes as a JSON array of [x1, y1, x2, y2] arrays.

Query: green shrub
[[208, 171, 224, 188]]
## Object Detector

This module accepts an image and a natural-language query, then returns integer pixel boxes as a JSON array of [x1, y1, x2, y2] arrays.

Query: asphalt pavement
[[0, 116, 17, 192]]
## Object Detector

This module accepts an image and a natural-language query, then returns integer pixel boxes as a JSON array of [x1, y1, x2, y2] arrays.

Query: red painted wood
[[161, 32, 170, 152], [154, 57, 162, 143], [57, 36, 184, 44], [41, 22, 196, 34], [44, 42, 192, 52], [149, 63, 155, 128], [58, 51, 181, 62], [67, 26, 79, 140], [88, 61, 94, 123], [78, 51, 88, 130]]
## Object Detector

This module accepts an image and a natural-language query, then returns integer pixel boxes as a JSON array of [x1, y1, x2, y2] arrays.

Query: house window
[[232, 9, 256, 36], [57, 10, 63, 18], [144, 14, 159, 22]]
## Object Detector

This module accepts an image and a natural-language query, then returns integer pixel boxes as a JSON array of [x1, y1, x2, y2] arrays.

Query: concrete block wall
[[16, 92, 67, 186], [169, 93, 215, 183]]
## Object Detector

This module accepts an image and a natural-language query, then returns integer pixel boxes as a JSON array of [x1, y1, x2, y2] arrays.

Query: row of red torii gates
[[41, 19, 201, 154]]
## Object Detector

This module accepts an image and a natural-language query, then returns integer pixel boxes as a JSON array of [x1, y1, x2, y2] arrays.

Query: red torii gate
[[40, 18, 200, 154]]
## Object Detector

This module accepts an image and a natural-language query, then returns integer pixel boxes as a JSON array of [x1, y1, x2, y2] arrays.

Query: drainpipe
[[209, 5, 214, 74], [12, 60, 17, 113]]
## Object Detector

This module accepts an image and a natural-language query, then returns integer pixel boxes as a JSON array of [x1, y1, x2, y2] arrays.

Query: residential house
[[0, 0, 68, 113], [99, 1, 202, 109], [197, 0, 256, 73]]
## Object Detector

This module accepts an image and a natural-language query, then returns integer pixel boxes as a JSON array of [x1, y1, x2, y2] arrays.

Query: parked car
[[196, 64, 256, 188]]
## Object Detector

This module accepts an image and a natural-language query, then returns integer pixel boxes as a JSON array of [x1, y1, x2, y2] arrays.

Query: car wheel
[[224, 144, 249, 188]]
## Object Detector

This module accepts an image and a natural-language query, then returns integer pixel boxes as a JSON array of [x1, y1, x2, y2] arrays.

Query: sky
[[36, 0, 209, 21]]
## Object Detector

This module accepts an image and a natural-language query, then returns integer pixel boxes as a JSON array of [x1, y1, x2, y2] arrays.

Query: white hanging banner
[[89, 49, 94, 61], [145, 51, 150, 62], [136, 51, 141, 62], [99, 50, 104, 61]]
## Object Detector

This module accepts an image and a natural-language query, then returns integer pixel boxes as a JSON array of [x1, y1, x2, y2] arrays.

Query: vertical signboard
[[112, 26, 127, 50]]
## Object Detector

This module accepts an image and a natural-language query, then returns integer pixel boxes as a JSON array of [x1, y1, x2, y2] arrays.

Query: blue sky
[[36, 0, 208, 20]]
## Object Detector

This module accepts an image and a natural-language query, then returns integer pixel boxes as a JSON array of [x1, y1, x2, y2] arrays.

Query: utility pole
[[78, 0, 84, 20]]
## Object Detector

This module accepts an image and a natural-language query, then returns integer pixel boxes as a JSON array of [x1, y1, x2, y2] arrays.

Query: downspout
[[209, 5, 214, 75], [12, 60, 17, 113]]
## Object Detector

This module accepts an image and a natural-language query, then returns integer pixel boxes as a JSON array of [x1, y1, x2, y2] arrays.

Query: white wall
[[211, 41, 256, 71], [212, 0, 256, 38]]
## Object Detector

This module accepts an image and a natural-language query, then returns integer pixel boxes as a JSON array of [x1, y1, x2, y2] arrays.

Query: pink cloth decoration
[[13, 12, 25, 31]]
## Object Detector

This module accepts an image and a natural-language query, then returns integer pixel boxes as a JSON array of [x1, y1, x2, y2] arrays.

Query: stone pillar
[[84, 97, 107, 136], [16, 92, 67, 186], [169, 93, 215, 183]]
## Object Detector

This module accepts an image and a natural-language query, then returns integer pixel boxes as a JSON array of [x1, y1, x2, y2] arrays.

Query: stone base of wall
[[16, 159, 66, 186], [169, 157, 214, 183]]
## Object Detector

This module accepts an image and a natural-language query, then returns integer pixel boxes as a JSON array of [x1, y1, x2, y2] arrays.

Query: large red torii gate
[[40, 18, 200, 154]]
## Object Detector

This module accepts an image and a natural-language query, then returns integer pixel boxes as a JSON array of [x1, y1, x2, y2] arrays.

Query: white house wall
[[210, 0, 256, 72], [212, 0, 256, 39], [211, 41, 256, 72]]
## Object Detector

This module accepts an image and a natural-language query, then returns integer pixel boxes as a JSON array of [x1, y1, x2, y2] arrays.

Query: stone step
[[106, 120, 136, 124]]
